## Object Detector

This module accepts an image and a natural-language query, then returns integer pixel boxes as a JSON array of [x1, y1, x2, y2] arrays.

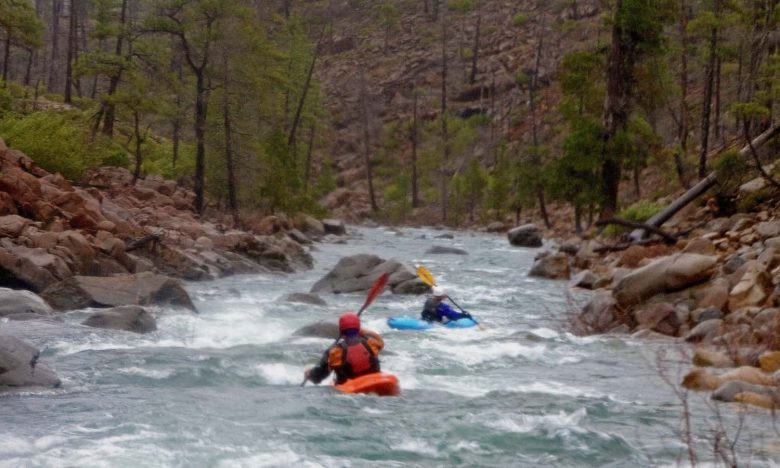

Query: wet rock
[[684, 319, 723, 343], [633, 302, 680, 336], [322, 219, 346, 236], [434, 233, 454, 239], [529, 251, 571, 280], [391, 278, 430, 294], [293, 320, 339, 339], [711, 380, 780, 408], [0, 334, 60, 388], [570, 270, 597, 289], [0, 288, 53, 318], [82, 305, 157, 334], [310, 254, 418, 294], [690, 307, 723, 324], [41, 272, 197, 312], [287, 229, 311, 245], [577, 292, 620, 332], [507, 224, 543, 247], [279, 292, 327, 306], [613, 254, 718, 308], [0, 238, 72, 292], [425, 246, 468, 255]]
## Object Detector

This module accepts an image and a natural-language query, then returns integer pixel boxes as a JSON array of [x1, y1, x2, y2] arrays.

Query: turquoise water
[[2, 227, 779, 467]]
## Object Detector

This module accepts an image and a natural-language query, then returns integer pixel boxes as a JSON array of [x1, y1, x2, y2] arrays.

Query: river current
[[2, 226, 779, 467]]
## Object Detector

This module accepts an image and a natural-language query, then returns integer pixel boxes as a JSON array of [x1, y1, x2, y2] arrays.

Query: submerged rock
[[0, 288, 54, 318], [0, 334, 60, 388], [425, 246, 468, 255], [41, 272, 197, 312], [293, 321, 339, 339], [279, 292, 327, 306], [310, 254, 421, 294], [82, 305, 157, 334]]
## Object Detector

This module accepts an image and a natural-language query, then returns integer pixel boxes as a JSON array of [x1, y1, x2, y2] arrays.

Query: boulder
[[722, 255, 746, 275], [690, 307, 723, 324], [529, 251, 571, 280], [570, 270, 598, 289], [41, 272, 197, 312], [0, 239, 72, 291], [287, 229, 311, 245], [0, 334, 60, 388], [0, 215, 32, 237], [434, 233, 454, 239], [756, 220, 780, 239], [711, 380, 780, 408], [692, 348, 735, 368], [322, 219, 346, 236], [0, 288, 53, 318], [82, 305, 157, 334], [577, 292, 620, 332], [507, 224, 543, 247], [424, 246, 468, 255], [297, 215, 325, 236], [759, 351, 780, 373], [613, 254, 718, 308], [279, 292, 327, 306], [683, 319, 723, 343], [728, 261, 772, 311], [391, 278, 430, 294], [633, 302, 681, 336], [690, 277, 730, 311], [310, 254, 418, 294], [682, 238, 716, 255], [293, 320, 339, 339]]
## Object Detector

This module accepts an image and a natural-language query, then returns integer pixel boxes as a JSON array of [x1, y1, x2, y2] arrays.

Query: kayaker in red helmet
[[304, 312, 384, 385]]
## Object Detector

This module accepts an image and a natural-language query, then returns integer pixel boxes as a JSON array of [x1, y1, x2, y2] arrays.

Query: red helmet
[[339, 312, 360, 332]]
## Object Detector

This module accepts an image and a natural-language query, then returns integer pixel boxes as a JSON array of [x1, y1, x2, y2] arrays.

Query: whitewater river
[[2, 226, 780, 467]]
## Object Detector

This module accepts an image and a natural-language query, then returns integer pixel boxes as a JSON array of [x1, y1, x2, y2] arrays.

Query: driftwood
[[630, 124, 780, 242], [126, 233, 161, 252], [596, 217, 677, 244]]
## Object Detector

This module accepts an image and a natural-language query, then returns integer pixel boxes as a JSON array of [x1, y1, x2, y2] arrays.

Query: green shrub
[[447, 0, 476, 12], [714, 149, 750, 196], [603, 200, 663, 237], [512, 12, 528, 26], [0, 111, 127, 179]]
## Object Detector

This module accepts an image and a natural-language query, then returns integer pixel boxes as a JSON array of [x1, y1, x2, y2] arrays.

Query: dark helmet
[[338, 312, 360, 332]]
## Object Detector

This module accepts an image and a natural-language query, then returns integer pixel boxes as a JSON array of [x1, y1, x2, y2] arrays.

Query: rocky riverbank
[[0, 137, 347, 389], [513, 201, 780, 410]]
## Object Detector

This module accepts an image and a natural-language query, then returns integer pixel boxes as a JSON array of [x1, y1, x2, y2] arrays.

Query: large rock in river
[[529, 251, 570, 280], [0, 334, 60, 388], [293, 320, 339, 339], [613, 253, 718, 308], [41, 272, 197, 312], [310, 254, 425, 295], [82, 305, 157, 334], [0, 287, 54, 319], [507, 224, 543, 247]]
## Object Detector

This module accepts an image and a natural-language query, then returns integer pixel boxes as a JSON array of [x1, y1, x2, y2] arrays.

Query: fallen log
[[630, 124, 780, 242]]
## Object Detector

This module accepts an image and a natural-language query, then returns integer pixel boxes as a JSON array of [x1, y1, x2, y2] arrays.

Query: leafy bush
[[512, 12, 528, 26], [714, 149, 750, 196], [603, 200, 663, 237], [0, 111, 128, 179]]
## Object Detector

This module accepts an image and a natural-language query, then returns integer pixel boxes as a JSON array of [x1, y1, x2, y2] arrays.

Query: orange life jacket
[[328, 335, 380, 384]]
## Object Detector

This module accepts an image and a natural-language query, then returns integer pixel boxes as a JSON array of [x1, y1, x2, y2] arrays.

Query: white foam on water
[[452, 440, 490, 455], [426, 340, 547, 365], [361, 406, 389, 415], [117, 367, 174, 379], [485, 408, 588, 434], [254, 363, 301, 385], [389, 437, 440, 457], [507, 381, 603, 399], [530, 327, 559, 340]]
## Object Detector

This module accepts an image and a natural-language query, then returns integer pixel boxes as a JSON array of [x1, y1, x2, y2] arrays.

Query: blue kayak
[[387, 316, 478, 330]]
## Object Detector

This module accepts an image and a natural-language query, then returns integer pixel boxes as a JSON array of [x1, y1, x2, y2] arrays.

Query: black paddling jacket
[[308, 329, 383, 385]]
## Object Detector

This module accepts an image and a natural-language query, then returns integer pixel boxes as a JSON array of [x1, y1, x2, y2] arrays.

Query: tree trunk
[[469, 3, 480, 85], [529, 14, 550, 229], [194, 72, 208, 214], [574, 203, 582, 234], [675, 0, 689, 188], [288, 33, 322, 150], [48, 0, 61, 93], [714, 55, 722, 144], [132, 111, 143, 185], [24, 49, 34, 86], [2, 31, 11, 83], [223, 73, 238, 224], [411, 89, 420, 208], [698, 0, 719, 178], [440, 12, 449, 221], [304, 122, 316, 188], [359, 71, 378, 212], [100, 0, 128, 137], [64, 0, 76, 104], [599, 0, 633, 219]]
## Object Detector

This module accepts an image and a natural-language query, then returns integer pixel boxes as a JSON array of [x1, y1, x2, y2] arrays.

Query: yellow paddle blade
[[416, 265, 437, 287]]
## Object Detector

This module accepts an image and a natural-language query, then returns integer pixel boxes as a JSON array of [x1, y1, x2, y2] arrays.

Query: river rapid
[[2, 226, 779, 467]]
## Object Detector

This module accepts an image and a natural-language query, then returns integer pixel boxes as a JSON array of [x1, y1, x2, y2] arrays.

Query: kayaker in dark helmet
[[421, 286, 471, 323], [304, 312, 384, 385]]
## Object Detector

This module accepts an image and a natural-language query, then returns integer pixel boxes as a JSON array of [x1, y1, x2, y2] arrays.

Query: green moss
[[603, 200, 664, 237]]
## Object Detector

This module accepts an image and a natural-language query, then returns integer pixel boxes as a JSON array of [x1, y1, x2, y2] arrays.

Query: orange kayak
[[333, 372, 401, 396]]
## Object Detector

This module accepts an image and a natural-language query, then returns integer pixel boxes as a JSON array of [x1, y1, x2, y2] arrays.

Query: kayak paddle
[[416, 265, 485, 330], [301, 272, 390, 387]]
